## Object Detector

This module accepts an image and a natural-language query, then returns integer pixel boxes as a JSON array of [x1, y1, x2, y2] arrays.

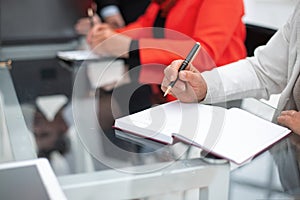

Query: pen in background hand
[[88, 8, 94, 27], [163, 42, 201, 97]]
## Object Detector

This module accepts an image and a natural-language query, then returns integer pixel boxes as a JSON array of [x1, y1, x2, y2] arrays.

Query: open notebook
[[114, 101, 291, 165]]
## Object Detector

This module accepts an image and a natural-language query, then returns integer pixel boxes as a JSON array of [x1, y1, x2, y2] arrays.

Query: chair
[[245, 24, 276, 56]]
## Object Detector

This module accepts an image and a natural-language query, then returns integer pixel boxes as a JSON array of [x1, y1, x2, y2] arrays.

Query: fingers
[[75, 16, 102, 35], [163, 60, 184, 81], [75, 18, 91, 35], [280, 110, 297, 116], [277, 110, 298, 128], [86, 24, 114, 48], [86, 24, 102, 43], [162, 60, 200, 93], [278, 110, 300, 136], [277, 114, 292, 127], [179, 70, 200, 86], [161, 59, 207, 102], [161, 71, 186, 92]]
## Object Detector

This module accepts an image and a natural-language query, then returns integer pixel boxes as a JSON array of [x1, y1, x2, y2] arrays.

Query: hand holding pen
[[161, 42, 208, 103], [163, 42, 201, 97], [75, 8, 100, 35]]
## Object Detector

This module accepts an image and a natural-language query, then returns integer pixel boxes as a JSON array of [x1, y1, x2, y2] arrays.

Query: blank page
[[197, 107, 290, 164]]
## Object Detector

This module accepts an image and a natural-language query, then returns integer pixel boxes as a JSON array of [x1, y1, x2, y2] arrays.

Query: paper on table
[[87, 59, 126, 89], [57, 50, 103, 61]]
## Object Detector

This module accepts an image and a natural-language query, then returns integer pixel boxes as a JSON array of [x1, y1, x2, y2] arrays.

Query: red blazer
[[117, 0, 246, 84]]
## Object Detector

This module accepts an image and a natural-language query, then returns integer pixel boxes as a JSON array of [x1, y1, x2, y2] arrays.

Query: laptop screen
[[0, 165, 49, 199], [0, 159, 66, 200], [0, 0, 90, 45]]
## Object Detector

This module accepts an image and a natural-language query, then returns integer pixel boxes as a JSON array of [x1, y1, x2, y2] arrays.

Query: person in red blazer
[[87, 0, 246, 85]]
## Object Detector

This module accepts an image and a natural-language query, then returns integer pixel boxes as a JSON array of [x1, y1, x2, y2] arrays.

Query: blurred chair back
[[245, 24, 276, 56]]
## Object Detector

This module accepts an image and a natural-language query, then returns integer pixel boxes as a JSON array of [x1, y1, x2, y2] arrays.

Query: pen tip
[[164, 87, 171, 97]]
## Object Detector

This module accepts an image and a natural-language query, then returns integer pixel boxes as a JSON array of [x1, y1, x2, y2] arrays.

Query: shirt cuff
[[100, 5, 120, 18], [201, 69, 225, 104]]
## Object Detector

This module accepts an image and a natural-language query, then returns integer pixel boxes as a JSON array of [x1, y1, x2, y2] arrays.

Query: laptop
[[0, 158, 67, 200], [0, 0, 90, 45]]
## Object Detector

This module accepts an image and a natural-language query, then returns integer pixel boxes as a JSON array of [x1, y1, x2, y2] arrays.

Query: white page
[[115, 101, 290, 164], [115, 101, 215, 144], [57, 50, 103, 61], [116, 102, 179, 144], [86, 60, 125, 88], [195, 107, 290, 164]]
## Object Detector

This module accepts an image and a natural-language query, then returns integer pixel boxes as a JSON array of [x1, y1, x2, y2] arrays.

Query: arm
[[86, 2, 158, 56], [161, 17, 291, 103], [202, 24, 290, 104]]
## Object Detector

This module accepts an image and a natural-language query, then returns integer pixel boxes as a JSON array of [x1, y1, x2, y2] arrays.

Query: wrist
[[198, 81, 208, 102]]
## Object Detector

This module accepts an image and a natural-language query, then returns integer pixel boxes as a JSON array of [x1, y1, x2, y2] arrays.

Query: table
[[1, 59, 300, 199], [0, 62, 231, 200]]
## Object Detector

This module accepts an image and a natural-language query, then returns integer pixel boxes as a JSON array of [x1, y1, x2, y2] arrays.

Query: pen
[[88, 8, 94, 27], [163, 42, 201, 97]]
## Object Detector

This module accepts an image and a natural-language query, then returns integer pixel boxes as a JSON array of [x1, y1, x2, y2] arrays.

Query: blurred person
[[75, 0, 150, 34], [33, 107, 69, 160], [97, 0, 150, 28]]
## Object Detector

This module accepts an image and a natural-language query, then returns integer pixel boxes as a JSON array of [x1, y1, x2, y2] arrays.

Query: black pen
[[163, 42, 201, 97], [88, 8, 94, 27]]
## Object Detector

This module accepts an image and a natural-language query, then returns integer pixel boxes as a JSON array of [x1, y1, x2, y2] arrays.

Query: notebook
[[114, 101, 291, 164]]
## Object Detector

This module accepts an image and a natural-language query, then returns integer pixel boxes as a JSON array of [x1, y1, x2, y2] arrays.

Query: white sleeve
[[201, 59, 266, 104], [201, 22, 291, 104]]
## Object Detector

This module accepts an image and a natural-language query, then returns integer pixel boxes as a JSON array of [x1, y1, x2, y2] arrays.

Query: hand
[[277, 110, 300, 135], [104, 13, 125, 29], [161, 60, 208, 103], [75, 15, 101, 35], [87, 24, 131, 58]]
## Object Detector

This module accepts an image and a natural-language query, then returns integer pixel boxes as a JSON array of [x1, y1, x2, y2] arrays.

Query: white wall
[[243, 0, 297, 29]]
